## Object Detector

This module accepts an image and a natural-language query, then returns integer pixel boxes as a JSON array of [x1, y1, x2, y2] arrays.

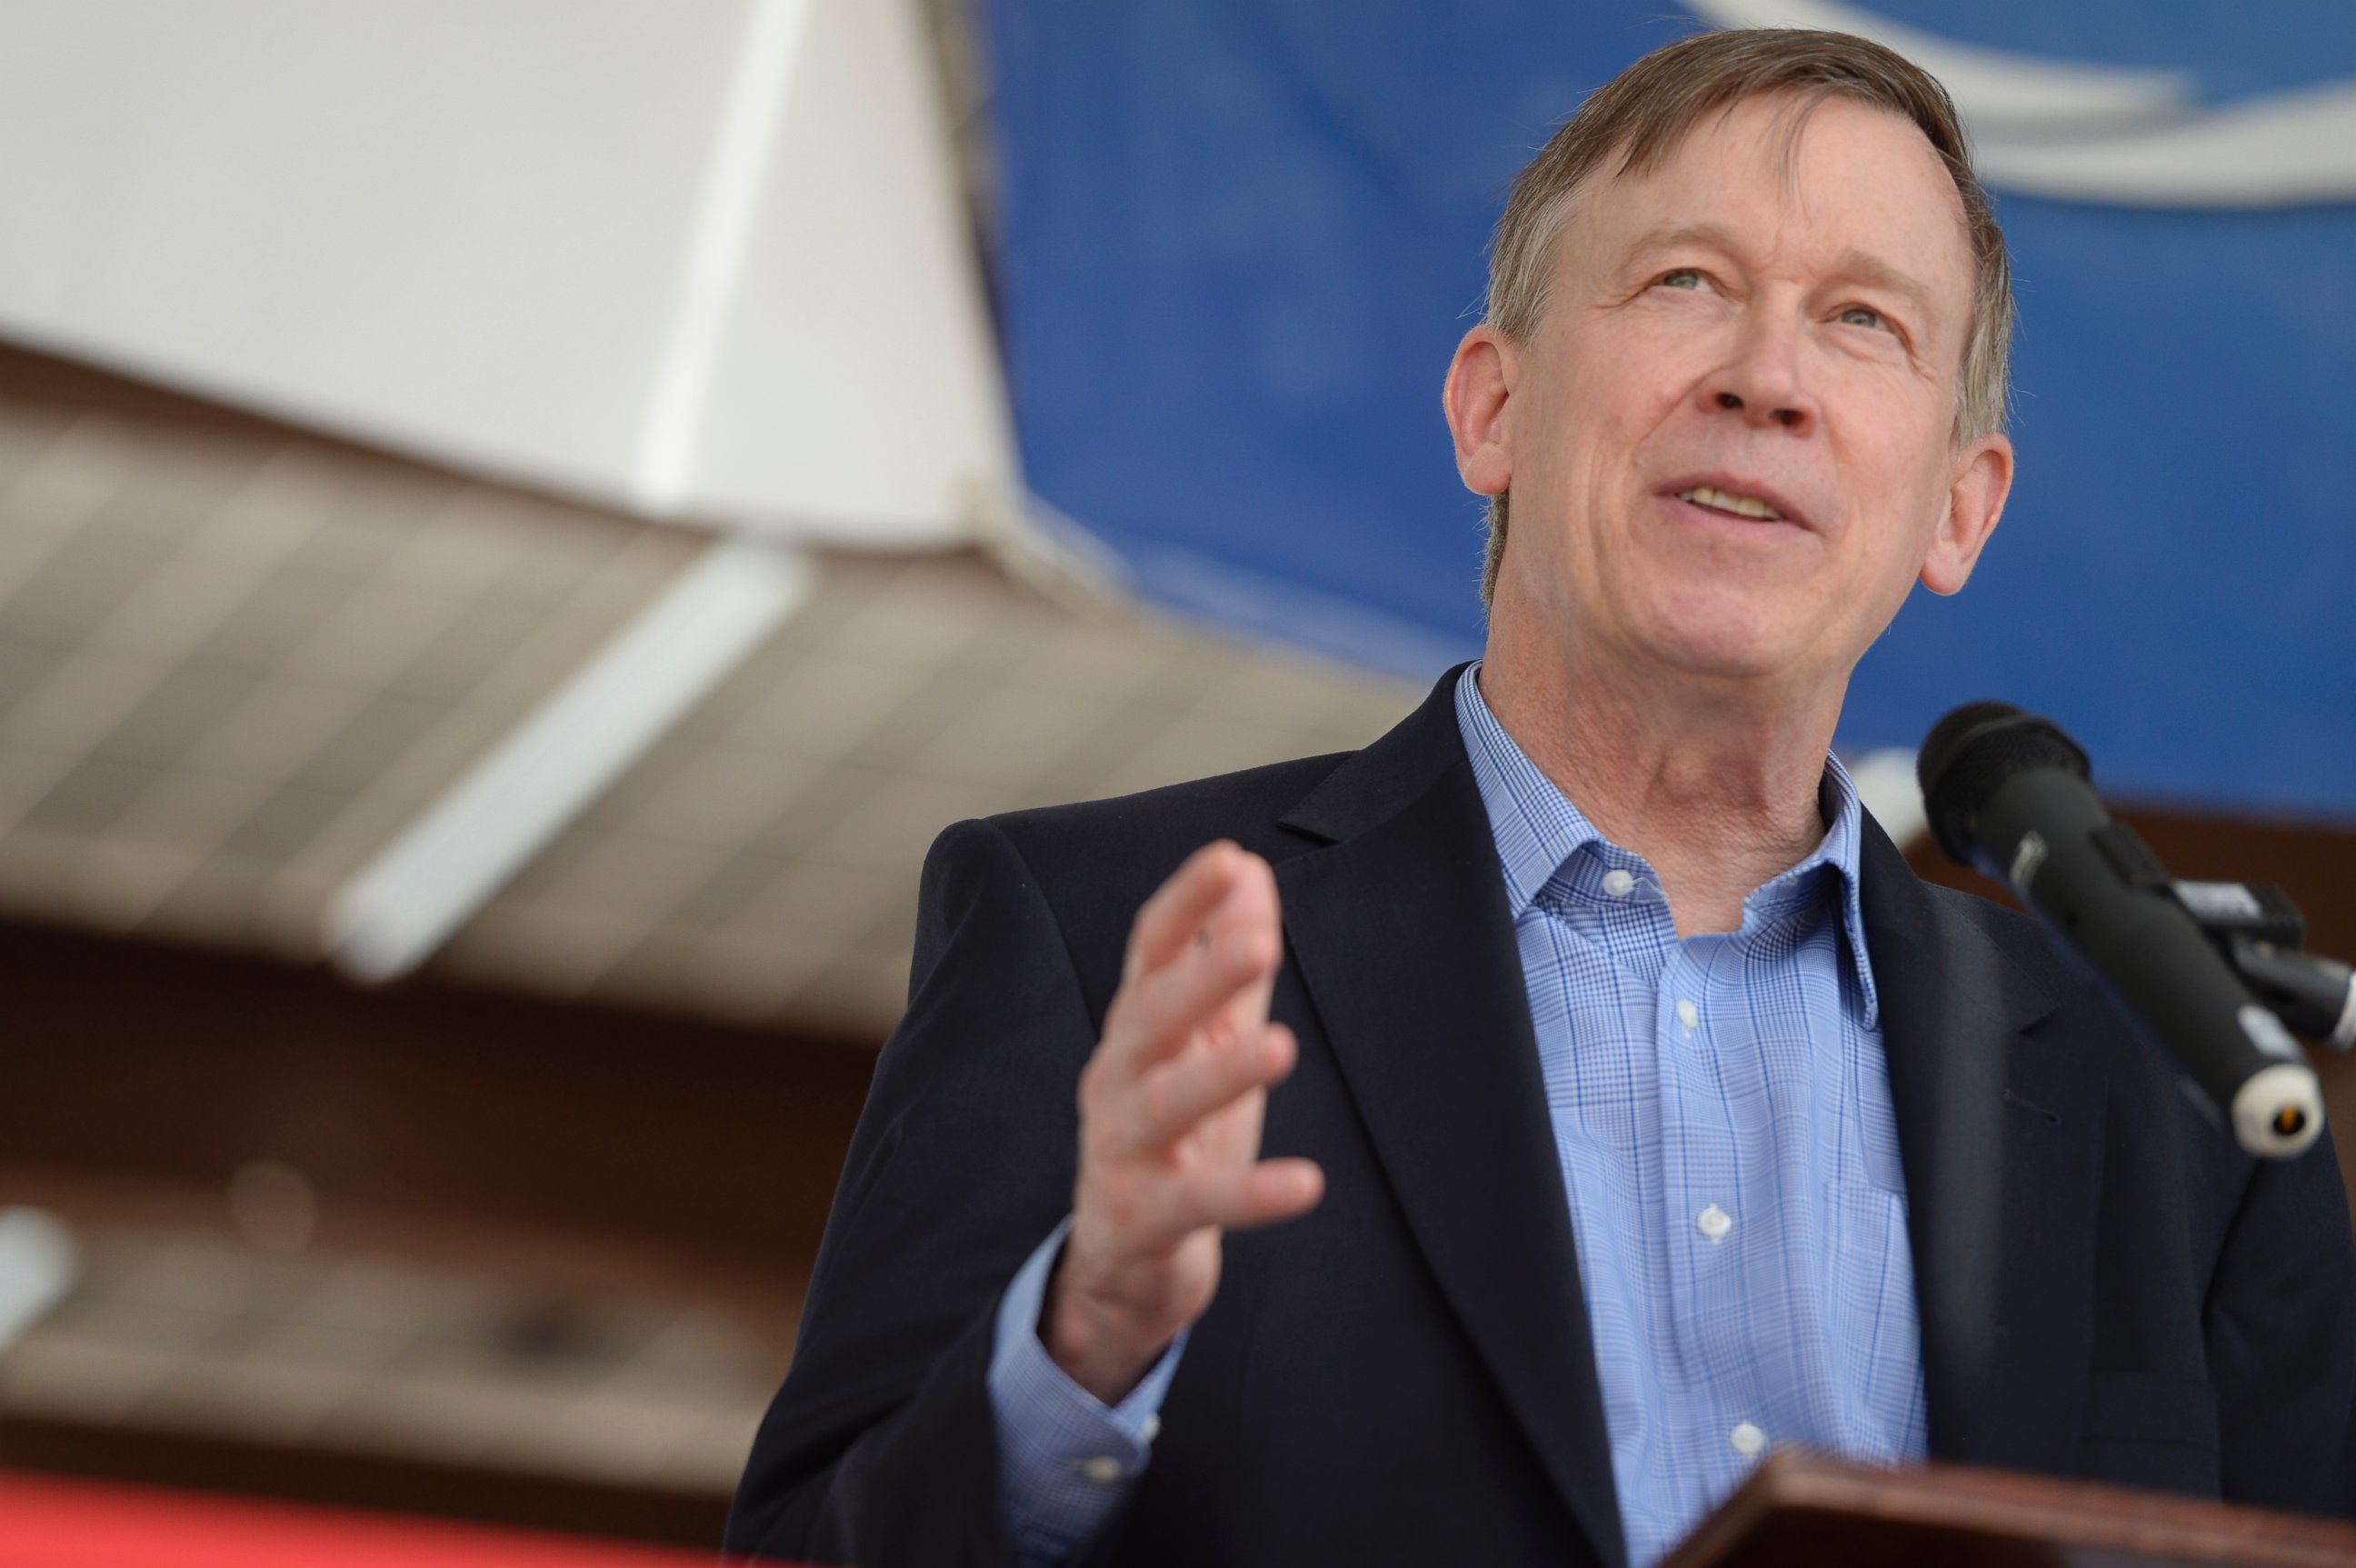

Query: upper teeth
[[1680, 485, 1784, 521]]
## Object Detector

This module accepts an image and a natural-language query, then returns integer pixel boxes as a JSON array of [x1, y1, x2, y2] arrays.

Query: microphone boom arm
[[2073, 815, 2356, 1055]]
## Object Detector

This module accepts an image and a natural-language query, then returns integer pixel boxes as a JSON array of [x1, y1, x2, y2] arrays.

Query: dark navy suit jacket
[[726, 669, 2356, 1567]]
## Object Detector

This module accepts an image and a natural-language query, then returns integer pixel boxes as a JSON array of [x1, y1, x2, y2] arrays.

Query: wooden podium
[[1663, 1451, 2356, 1567]]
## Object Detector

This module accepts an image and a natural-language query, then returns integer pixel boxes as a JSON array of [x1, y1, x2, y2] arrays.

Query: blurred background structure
[[0, 0, 2350, 1556]]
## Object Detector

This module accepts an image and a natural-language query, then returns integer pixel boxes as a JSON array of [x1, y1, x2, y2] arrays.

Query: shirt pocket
[[1826, 1177, 1910, 1262], [2080, 1368, 2221, 1498], [1822, 1178, 1924, 1447]]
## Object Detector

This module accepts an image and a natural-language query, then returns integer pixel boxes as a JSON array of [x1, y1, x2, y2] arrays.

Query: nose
[[1698, 310, 1816, 434]]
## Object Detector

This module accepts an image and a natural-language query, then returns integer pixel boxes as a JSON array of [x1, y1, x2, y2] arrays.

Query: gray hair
[[1478, 28, 2014, 604]]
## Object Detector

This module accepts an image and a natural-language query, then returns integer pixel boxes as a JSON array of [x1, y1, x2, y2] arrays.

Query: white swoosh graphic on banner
[[1682, 0, 2195, 134], [1685, 0, 2356, 206], [1972, 79, 2356, 207]]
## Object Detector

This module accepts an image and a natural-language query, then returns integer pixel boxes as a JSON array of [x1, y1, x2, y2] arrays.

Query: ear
[[1443, 325, 1517, 498], [1920, 432, 2012, 595]]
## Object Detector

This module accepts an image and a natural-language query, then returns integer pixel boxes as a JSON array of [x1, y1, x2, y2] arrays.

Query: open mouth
[[1675, 484, 1786, 522]]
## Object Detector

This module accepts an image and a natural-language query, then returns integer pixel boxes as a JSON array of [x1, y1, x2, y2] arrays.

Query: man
[[727, 28, 2356, 1568]]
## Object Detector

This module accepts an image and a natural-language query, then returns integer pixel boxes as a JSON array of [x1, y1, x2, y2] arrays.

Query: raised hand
[[1043, 841, 1325, 1403]]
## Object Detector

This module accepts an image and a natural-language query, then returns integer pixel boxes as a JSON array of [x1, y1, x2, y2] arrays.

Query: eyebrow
[[1623, 221, 1743, 267], [1827, 246, 1941, 325], [1622, 223, 1944, 324]]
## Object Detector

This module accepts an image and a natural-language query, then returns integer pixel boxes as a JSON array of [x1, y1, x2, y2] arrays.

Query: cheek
[[1550, 336, 1695, 479], [1586, 314, 1713, 401], [1843, 463, 1953, 605], [1832, 385, 1956, 535]]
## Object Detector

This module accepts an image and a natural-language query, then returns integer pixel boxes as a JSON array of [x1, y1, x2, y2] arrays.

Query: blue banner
[[982, 1, 2356, 816]]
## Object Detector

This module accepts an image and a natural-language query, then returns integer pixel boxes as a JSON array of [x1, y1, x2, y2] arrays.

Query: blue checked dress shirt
[[986, 664, 1927, 1567], [1452, 666, 1928, 1564]]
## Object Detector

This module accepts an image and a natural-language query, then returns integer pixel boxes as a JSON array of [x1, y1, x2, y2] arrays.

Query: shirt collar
[[1453, 664, 1880, 1027]]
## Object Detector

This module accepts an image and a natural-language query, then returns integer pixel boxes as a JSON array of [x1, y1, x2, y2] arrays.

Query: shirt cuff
[[988, 1216, 1188, 1566]]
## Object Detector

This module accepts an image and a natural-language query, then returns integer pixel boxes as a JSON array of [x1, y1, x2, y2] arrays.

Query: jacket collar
[[1858, 820, 2109, 1472], [1277, 666, 1629, 1568], [1272, 665, 2111, 1553]]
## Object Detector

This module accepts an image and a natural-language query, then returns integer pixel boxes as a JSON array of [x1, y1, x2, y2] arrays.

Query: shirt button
[[1081, 1455, 1125, 1484], [1697, 1203, 1732, 1243], [1731, 1422, 1766, 1458], [1676, 998, 1700, 1031], [1139, 1414, 1161, 1443], [1601, 868, 1636, 898]]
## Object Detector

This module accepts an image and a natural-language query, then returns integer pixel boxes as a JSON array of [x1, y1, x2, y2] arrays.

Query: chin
[[1652, 641, 1793, 684], [1629, 599, 1802, 682]]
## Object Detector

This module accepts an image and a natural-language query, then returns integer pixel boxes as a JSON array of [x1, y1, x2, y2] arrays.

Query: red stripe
[[0, 1471, 763, 1568]]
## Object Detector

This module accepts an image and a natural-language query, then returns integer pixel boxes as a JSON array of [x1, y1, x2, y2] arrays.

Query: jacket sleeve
[[723, 816, 1110, 1565], [2205, 1122, 2356, 1518]]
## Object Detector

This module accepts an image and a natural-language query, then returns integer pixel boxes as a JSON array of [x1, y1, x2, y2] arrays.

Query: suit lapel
[[1276, 675, 1627, 1568], [1265, 676, 2109, 1551], [1861, 819, 2107, 1473]]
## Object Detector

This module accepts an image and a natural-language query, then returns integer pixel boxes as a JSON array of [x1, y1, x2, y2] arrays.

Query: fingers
[[1095, 1024, 1320, 1245], [1144, 1154, 1325, 1239], [1124, 841, 1277, 984], [1107, 1152, 1328, 1253], [1101, 843, 1282, 1090], [1102, 919, 1280, 1088], [1123, 841, 1240, 980], [1047, 1142, 1325, 1403], [1124, 1023, 1298, 1154], [1048, 845, 1303, 1403], [1218, 1157, 1325, 1231]]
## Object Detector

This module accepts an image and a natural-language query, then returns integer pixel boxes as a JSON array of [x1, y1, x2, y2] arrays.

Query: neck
[[1477, 629, 1842, 938]]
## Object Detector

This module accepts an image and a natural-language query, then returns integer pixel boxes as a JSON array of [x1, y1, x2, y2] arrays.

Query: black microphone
[[1918, 704, 2323, 1159]]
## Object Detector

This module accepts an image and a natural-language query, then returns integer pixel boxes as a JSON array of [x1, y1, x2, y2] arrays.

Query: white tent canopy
[[0, 0, 1014, 546]]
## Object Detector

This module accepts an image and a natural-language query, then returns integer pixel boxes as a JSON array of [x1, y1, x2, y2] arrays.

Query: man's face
[[1453, 92, 2012, 693]]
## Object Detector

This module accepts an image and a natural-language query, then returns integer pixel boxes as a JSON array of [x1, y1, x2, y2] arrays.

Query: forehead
[[1578, 93, 1972, 303]]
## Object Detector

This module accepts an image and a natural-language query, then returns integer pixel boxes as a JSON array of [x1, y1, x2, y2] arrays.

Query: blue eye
[[1839, 305, 1884, 329], [1660, 269, 1704, 290]]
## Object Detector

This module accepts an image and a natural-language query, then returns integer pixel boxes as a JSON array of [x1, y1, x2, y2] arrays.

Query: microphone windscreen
[[1918, 703, 2091, 866]]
